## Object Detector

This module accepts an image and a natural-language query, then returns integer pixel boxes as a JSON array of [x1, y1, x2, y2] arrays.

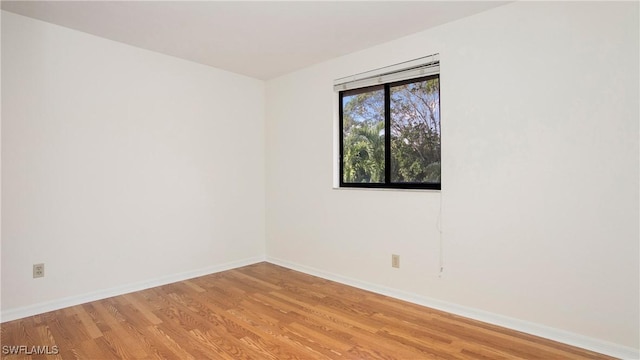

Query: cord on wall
[[437, 191, 444, 277]]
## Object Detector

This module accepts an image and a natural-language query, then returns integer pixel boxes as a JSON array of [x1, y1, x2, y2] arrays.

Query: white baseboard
[[266, 256, 639, 360], [0, 255, 265, 323]]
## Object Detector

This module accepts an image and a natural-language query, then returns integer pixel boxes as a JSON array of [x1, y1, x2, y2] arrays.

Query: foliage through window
[[339, 75, 441, 189]]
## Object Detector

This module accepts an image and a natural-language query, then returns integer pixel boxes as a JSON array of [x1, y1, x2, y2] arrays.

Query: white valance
[[333, 53, 439, 92]]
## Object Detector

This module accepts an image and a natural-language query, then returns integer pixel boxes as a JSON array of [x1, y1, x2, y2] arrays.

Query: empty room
[[1, 1, 638, 359]]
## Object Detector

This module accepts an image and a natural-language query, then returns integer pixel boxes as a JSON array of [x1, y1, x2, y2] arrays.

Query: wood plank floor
[[1, 262, 614, 359]]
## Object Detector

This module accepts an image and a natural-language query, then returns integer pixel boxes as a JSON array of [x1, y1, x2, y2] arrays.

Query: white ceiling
[[1, 1, 509, 80]]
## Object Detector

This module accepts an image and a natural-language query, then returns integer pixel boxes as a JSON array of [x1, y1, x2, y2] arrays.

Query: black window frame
[[339, 74, 441, 190]]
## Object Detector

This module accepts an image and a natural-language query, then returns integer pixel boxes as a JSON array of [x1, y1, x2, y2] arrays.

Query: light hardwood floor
[[1, 262, 614, 359]]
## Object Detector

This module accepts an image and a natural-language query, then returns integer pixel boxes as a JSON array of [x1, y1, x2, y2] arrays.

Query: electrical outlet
[[33, 263, 44, 278], [392, 254, 400, 268]]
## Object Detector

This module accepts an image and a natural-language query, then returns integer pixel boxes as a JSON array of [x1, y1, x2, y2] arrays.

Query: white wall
[[0, 8, 3, 315], [1, 11, 265, 315], [266, 1, 639, 353]]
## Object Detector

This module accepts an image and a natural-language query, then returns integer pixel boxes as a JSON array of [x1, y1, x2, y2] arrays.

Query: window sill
[[332, 186, 440, 193]]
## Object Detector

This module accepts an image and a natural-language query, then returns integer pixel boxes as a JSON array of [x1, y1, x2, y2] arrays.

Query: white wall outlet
[[392, 254, 400, 268], [33, 263, 44, 278]]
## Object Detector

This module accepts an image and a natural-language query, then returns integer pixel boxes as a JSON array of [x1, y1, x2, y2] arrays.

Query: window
[[337, 57, 441, 190]]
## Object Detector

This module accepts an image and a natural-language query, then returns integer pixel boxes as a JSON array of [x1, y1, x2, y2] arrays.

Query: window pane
[[390, 77, 440, 183], [342, 87, 385, 184]]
